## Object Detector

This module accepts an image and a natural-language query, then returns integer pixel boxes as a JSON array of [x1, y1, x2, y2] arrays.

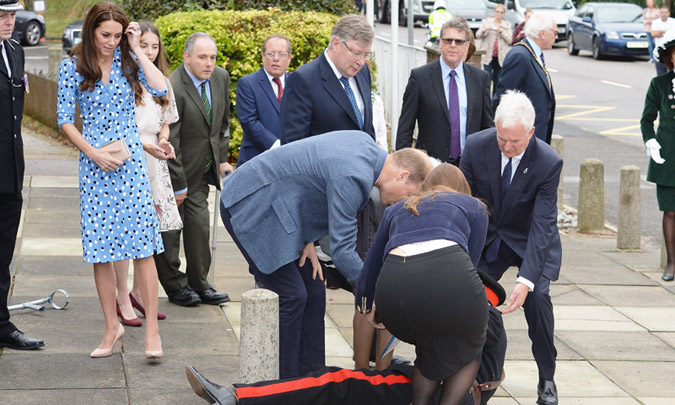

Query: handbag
[[100, 139, 131, 161]]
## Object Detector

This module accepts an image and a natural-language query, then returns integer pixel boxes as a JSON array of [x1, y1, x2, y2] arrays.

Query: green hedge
[[119, 0, 355, 21], [155, 9, 339, 161]]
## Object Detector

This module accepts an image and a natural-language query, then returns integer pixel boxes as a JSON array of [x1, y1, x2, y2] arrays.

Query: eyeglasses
[[341, 41, 374, 61], [263, 51, 291, 58], [440, 38, 469, 45]]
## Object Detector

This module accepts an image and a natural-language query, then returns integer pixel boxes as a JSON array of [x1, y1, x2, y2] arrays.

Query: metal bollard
[[578, 159, 605, 233], [239, 288, 279, 383], [617, 165, 641, 250], [550, 135, 564, 208]]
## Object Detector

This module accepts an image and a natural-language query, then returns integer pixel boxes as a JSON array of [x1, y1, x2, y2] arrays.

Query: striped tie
[[201, 81, 213, 172], [201, 81, 212, 124]]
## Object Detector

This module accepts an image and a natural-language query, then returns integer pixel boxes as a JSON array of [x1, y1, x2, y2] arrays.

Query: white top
[[652, 17, 675, 48], [396, 239, 457, 256]]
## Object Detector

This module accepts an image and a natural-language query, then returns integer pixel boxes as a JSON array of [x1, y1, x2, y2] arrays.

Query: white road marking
[[601, 80, 631, 88]]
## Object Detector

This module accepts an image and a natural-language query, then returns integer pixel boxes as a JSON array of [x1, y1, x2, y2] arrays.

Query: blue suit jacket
[[279, 52, 375, 144], [460, 128, 562, 283], [236, 68, 287, 166], [492, 39, 556, 144], [221, 131, 387, 284]]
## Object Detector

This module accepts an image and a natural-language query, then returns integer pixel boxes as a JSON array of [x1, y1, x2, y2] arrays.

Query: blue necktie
[[339, 76, 364, 130], [501, 158, 512, 202], [448, 70, 461, 160], [485, 158, 513, 263]]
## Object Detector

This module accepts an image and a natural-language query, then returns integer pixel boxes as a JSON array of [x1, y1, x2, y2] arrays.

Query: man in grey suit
[[156, 32, 232, 307], [220, 132, 432, 378], [397, 19, 494, 165]]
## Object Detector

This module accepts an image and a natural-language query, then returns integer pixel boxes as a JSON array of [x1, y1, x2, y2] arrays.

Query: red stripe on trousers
[[236, 369, 412, 399]]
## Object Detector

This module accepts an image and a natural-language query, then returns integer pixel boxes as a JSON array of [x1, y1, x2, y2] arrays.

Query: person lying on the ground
[[185, 272, 507, 405]]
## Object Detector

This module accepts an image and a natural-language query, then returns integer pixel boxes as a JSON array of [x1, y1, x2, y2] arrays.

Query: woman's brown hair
[[137, 21, 170, 108], [663, 45, 675, 70], [72, 2, 142, 103], [404, 163, 475, 215]]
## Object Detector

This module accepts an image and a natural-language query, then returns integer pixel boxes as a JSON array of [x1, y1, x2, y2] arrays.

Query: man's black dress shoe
[[186, 365, 237, 405], [0, 330, 45, 350], [167, 285, 201, 306], [196, 288, 230, 305], [537, 380, 558, 405]]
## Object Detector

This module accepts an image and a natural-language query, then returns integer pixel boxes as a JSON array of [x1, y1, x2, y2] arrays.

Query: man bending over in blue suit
[[236, 34, 292, 166], [460, 91, 563, 405], [220, 132, 432, 379]]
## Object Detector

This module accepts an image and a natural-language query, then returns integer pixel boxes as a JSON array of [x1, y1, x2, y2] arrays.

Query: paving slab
[[128, 388, 203, 405], [0, 353, 125, 389], [124, 354, 238, 390], [504, 329, 582, 361], [500, 360, 628, 398], [20, 221, 83, 238], [10, 274, 96, 297], [20, 237, 82, 256], [582, 285, 675, 307], [555, 305, 644, 332], [557, 330, 675, 361], [212, 275, 254, 303], [0, 389, 128, 405], [550, 284, 605, 306], [23, 209, 81, 225], [16, 255, 90, 276], [591, 360, 675, 398], [653, 332, 675, 348], [615, 307, 675, 332], [559, 261, 655, 286], [29, 175, 78, 188], [601, 249, 661, 268]]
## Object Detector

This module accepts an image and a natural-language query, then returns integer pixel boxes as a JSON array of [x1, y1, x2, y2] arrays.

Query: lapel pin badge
[[523, 167, 528, 174]]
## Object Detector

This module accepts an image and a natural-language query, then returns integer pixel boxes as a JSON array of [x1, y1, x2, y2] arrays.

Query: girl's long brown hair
[[72, 2, 142, 103], [137, 21, 170, 109], [404, 163, 476, 216]]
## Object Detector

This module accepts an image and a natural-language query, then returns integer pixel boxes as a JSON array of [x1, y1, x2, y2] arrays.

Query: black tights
[[411, 357, 481, 405], [664, 211, 675, 275]]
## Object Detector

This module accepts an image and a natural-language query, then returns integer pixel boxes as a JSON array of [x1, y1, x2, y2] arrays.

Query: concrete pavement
[[1, 127, 674, 404]]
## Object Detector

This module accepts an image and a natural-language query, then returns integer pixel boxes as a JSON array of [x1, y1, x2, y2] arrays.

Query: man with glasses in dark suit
[[397, 19, 494, 166]]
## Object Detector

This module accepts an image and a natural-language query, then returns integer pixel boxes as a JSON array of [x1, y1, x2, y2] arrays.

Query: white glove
[[645, 138, 666, 164]]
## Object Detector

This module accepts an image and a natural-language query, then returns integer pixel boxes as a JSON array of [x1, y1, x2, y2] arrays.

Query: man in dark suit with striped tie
[[279, 14, 375, 144], [155, 32, 232, 307]]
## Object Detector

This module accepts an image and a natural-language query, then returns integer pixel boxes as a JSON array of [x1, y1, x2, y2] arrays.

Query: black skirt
[[375, 245, 488, 381]]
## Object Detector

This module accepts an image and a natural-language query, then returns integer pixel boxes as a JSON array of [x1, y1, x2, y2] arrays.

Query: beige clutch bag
[[100, 139, 131, 161]]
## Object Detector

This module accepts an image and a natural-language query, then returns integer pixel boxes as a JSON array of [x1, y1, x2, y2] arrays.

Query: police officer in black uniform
[[0, 0, 44, 351]]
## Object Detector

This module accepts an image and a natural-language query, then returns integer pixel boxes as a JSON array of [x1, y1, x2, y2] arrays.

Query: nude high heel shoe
[[91, 324, 125, 358], [145, 336, 163, 359]]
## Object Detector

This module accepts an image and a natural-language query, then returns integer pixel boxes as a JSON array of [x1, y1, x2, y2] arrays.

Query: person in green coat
[[641, 31, 675, 281]]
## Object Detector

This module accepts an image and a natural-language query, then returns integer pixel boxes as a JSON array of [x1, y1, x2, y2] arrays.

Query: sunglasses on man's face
[[440, 38, 468, 45]]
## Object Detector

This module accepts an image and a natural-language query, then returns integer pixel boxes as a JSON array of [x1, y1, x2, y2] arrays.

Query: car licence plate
[[627, 41, 648, 49]]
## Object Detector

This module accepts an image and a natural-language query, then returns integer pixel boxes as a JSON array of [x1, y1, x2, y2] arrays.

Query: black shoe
[[0, 330, 45, 350], [167, 285, 201, 307], [196, 288, 230, 305], [537, 380, 558, 405], [186, 365, 237, 405], [390, 355, 412, 366]]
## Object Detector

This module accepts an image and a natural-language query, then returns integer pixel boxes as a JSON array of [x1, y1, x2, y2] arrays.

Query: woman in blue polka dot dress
[[56, 2, 165, 360]]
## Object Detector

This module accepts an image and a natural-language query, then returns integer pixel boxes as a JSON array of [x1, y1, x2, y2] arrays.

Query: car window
[[519, 0, 574, 10], [576, 4, 587, 17], [596, 6, 643, 24]]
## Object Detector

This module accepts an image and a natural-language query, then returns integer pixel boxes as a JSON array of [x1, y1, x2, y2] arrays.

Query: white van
[[502, 0, 576, 41]]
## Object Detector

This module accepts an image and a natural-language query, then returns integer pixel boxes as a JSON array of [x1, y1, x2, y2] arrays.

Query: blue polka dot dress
[[56, 47, 166, 263]]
